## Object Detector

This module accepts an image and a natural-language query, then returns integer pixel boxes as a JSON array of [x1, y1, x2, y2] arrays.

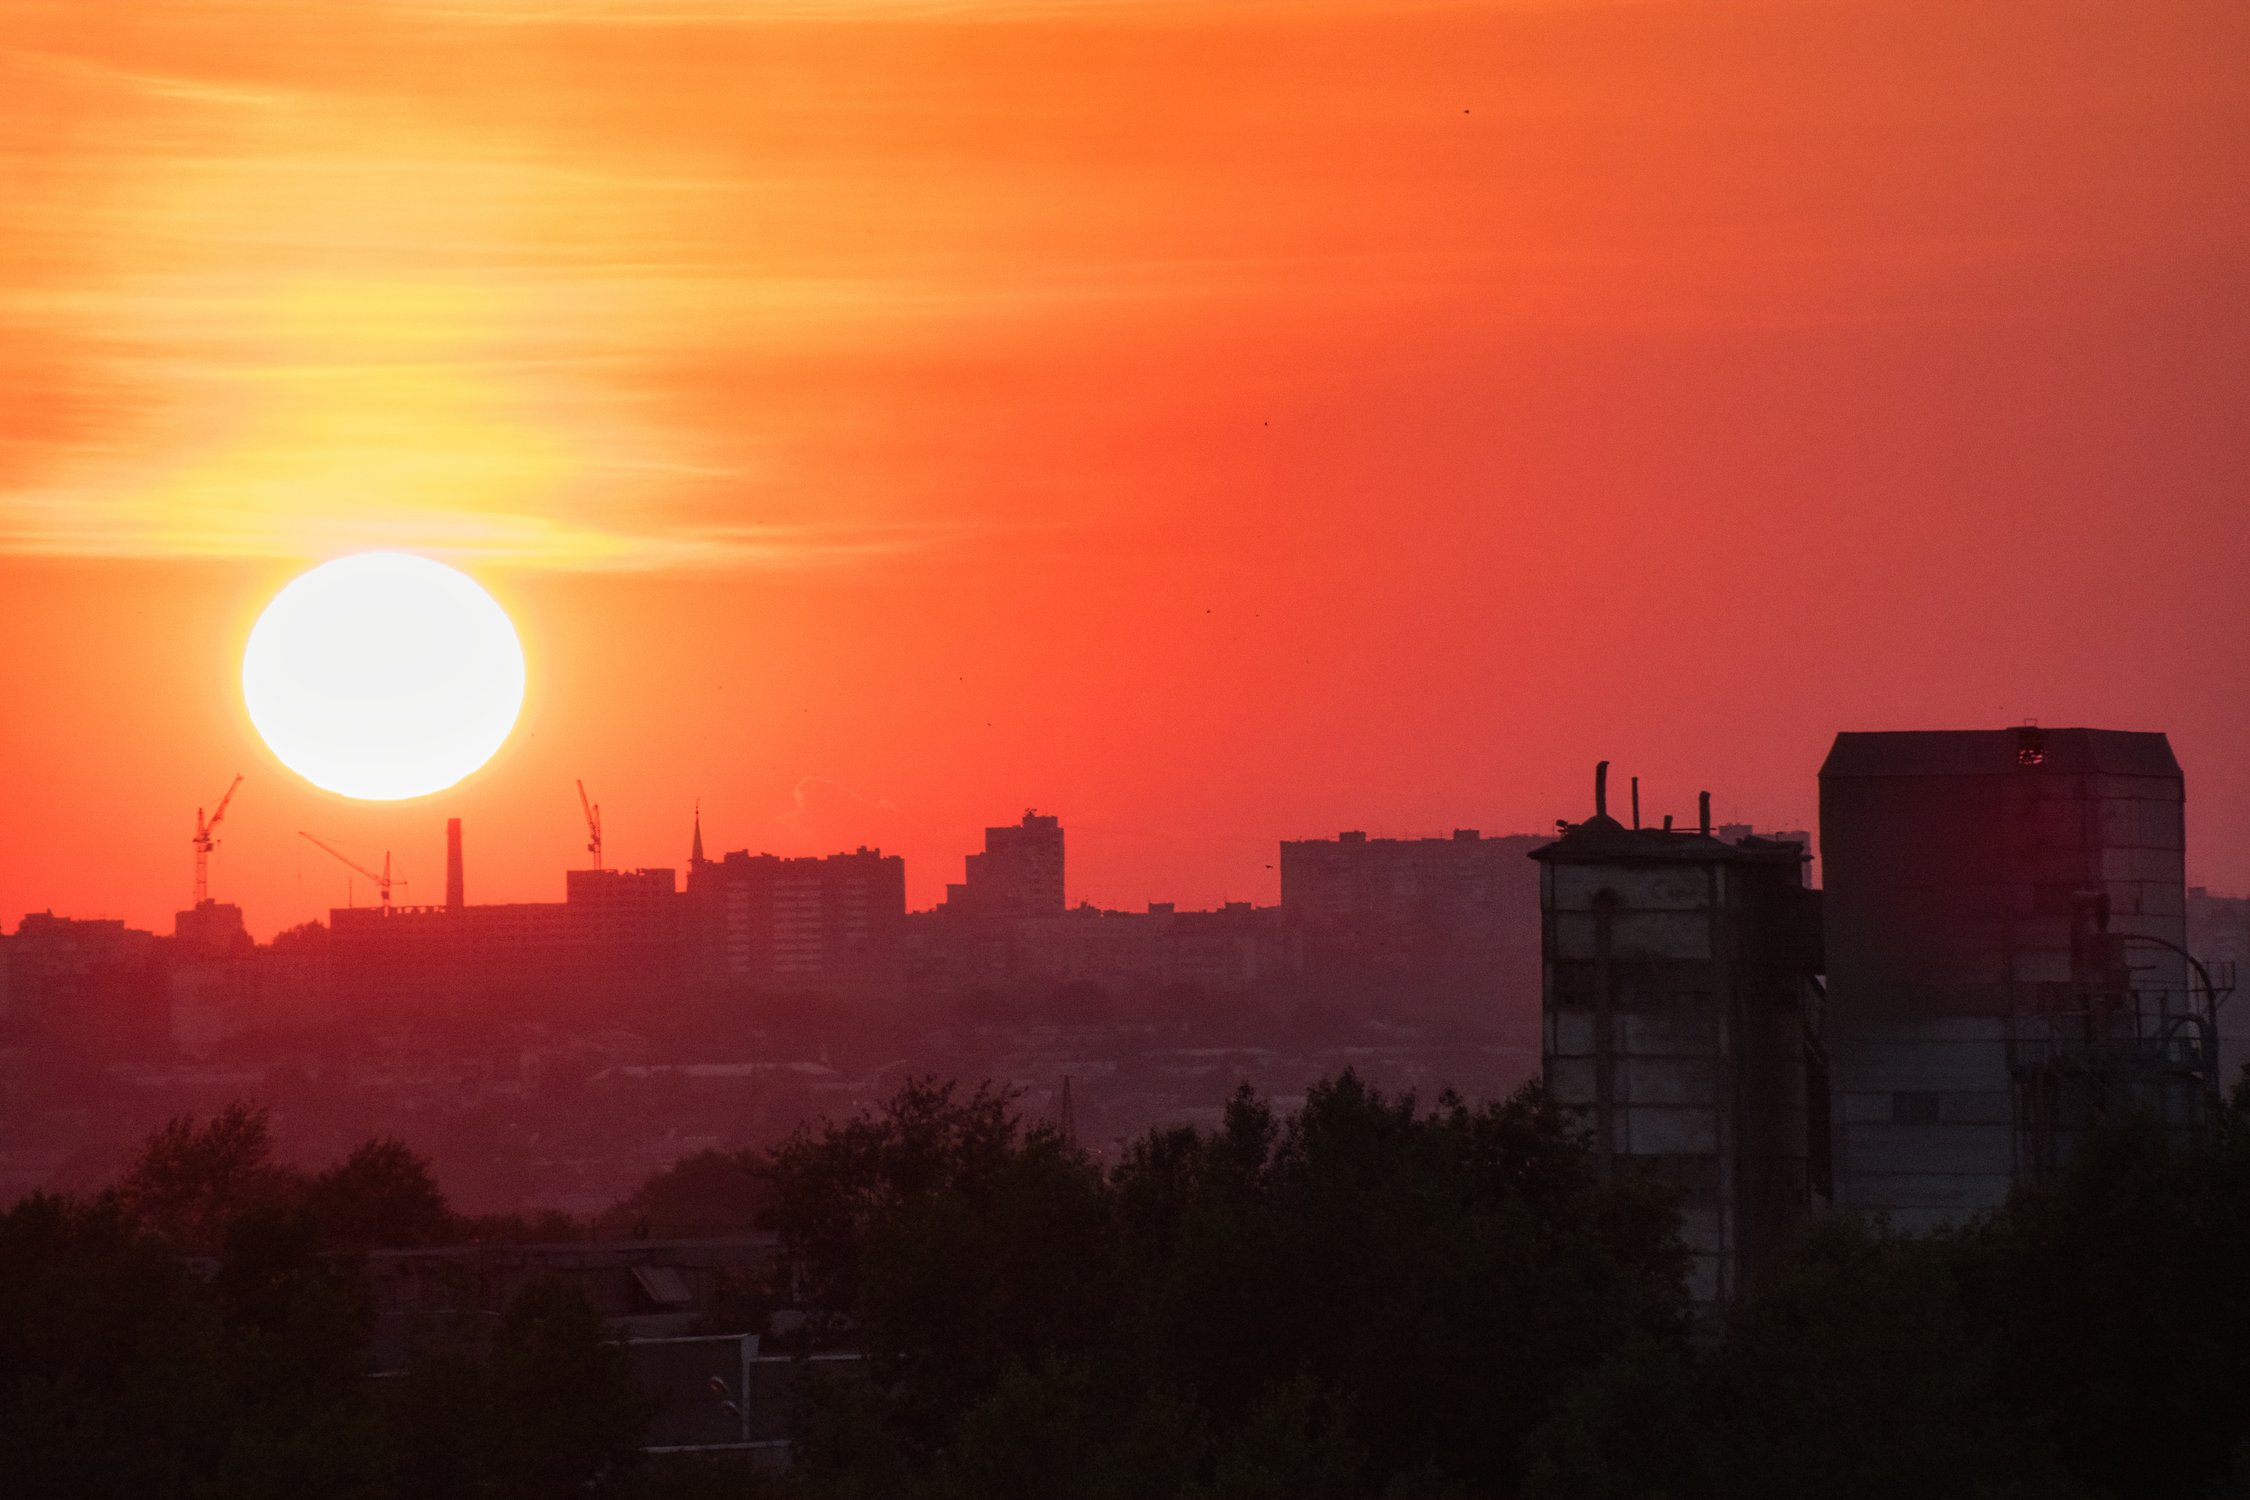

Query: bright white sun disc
[[243, 552, 526, 801]]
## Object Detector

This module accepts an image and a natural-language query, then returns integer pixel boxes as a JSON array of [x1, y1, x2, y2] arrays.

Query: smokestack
[[446, 817, 464, 913], [1630, 776, 1641, 830], [1698, 791, 1712, 836], [1594, 760, 1610, 818]]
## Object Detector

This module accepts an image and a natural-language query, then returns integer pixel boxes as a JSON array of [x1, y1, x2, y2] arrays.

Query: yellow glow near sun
[[243, 553, 526, 800]]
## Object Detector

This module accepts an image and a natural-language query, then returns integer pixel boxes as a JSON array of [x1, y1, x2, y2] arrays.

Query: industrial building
[[1820, 727, 2224, 1230], [1534, 765, 1825, 1303]]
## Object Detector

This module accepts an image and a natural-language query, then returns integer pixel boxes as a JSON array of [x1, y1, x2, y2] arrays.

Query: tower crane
[[299, 832, 404, 911], [192, 774, 244, 907], [577, 779, 604, 869]]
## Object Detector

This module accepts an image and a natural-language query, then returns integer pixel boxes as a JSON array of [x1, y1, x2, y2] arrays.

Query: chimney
[[446, 817, 464, 913], [1594, 760, 1610, 818], [1630, 776, 1641, 830], [1698, 792, 1712, 836]]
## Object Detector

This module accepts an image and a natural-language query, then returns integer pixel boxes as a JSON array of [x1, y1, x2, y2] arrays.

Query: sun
[[243, 552, 526, 801]]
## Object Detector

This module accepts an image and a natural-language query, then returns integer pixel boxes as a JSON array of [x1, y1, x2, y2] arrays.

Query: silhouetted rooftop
[[1821, 728, 2178, 780], [1529, 815, 1805, 866]]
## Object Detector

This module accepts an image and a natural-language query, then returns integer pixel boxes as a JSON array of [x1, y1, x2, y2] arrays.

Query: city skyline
[[3, 712, 2239, 943], [8, 6, 2250, 1493]]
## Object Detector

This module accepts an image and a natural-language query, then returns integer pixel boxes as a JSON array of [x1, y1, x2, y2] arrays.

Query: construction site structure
[[192, 775, 243, 907], [301, 832, 403, 912], [1535, 763, 1826, 1304], [579, 781, 605, 870], [1820, 727, 2222, 1230]]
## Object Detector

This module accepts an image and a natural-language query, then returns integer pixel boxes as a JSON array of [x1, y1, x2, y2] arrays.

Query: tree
[[388, 1278, 650, 1500], [763, 1078, 1116, 1458], [485, 1279, 651, 1499], [1973, 1109, 2250, 1496], [1111, 1074, 1688, 1496], [0, 1193, 230, 1496], [767, 1073, 1692, 1498], [0, 1190, 391, 1500], [116, 1100, 299, 1249], [596, 1148, 768, 1240], [305, 1138, 456, 1250]]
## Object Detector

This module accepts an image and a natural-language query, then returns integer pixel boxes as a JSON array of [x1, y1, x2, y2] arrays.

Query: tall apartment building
[[1280, 827, 1545, 1016], [1820, 727, 2215, 1230], [942, 811, 1065, 916], [564, 867, 681, 988], [1535, 767, 1825, 1303], [329, 864, 678, 1011], [3, 911, 165, 1049], [685, 847, 906, 997]]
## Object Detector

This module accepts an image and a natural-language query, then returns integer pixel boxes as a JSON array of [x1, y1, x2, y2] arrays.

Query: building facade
[[1535, 768, 1824, 1303], [942, 811, 1065, 916], [1281, 827, 1545, 1018], [1820, 727, 2214, 1231], [685, 848, 907, 998]]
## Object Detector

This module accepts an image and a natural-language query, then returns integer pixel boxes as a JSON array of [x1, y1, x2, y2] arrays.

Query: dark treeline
[[0, 1105, 652, 1499], [759, 1076, 2250, 1500], [10, 1079, 2250, 1498]]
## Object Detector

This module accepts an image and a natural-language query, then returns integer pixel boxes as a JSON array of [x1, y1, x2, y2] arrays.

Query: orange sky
[[2, 0, 2246, 936]]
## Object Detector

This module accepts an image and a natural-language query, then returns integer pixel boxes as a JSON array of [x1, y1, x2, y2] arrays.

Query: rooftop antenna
[[299, 832, 402, 912], [577, 779, 604, 869], [192, 774, 244, 907]]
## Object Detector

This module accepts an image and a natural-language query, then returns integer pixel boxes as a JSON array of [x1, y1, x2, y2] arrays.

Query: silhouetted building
[[329, 864, 680, 1012], [168, 900, 255, 1054], [910, 899, 1300, 997], [685, 848, 906, 997], [173, 900, 251, 957], [1161, 902, 1302, 991], [1535, 766, 1824, 1303], [1820, 727, 2215, 1232], [567, 868, 681, 989], [3, 911, 165, 1050], [1281, 827, 1545, 1016], [943, 811, 1065, 916]]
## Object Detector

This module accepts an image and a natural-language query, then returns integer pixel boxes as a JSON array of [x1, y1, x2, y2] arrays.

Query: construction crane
[[192, 774, 243, 907], [299, 832, 404, 911], [577, 779, 603, 869]]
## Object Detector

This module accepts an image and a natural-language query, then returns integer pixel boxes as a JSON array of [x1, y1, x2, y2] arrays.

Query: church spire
[[690, 799, 705, 865]]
